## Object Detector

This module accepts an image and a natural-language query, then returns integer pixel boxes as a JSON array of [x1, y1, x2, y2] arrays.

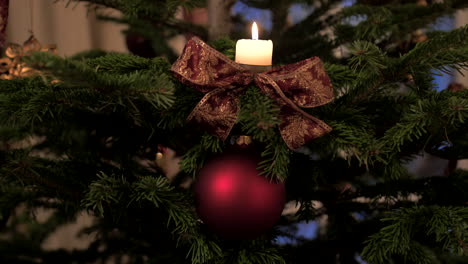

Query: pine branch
[[157, 86, 202, 130], [338, 0, 468, 44], [73, 0, 208, 40], [336, 40, 391, 103], [357, 170, 468, 206], [400, 25, 468, 75], [179, 134, 224, 178], [380, 91, 468, 155], [85, 53, 170, 74], [225, 244, 286, 264], [325, 118, 376, 167], [362, 205, 468, 263], [0, 78, 52, 129], [180, 143, 207, 178], [238, 86, 280, 143], [258, 133, 290, 181], [82, 172, 128, 216], [82, 171, 221, 263], [186, 235, 223, 264], [18, 52, 176, 130], [323, 63, 357, 93], [131, 176, 197, 234]]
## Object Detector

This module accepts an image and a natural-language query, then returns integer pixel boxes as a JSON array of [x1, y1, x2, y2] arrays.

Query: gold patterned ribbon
[[171, 37, 334, 149]]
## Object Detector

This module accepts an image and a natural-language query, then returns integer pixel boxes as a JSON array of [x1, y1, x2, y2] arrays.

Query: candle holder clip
[[238, 63, 272, 73]]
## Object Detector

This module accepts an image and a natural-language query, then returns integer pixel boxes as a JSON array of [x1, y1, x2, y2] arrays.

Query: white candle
[[235, 22, 273, 66]]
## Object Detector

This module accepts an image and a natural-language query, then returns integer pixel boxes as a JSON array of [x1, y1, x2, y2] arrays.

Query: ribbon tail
[[187, 88, 240, 141], [279, 107, 332, 150]]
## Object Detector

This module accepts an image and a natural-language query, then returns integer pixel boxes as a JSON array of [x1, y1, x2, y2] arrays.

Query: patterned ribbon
[[171, 37, 334, 149]]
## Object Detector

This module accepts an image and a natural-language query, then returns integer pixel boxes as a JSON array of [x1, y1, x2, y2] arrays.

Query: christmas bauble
[[194, 150, 286, 240], [426, 138, 468, 160], [125, 32, 156, 58]]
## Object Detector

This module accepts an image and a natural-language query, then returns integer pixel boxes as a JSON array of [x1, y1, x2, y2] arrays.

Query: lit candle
[[235, 22, 273, 67]]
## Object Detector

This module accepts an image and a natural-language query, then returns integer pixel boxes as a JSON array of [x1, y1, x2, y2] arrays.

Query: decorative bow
[[171, 37, 334, 150]]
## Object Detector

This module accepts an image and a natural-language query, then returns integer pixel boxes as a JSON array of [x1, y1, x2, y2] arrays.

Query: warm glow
[[235, 21, 273, 66], [252, 22, 258, 40]]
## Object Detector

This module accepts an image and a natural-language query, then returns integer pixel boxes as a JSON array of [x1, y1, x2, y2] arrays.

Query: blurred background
[[7, 0, 468, 82], [5, 0, 468, 255]]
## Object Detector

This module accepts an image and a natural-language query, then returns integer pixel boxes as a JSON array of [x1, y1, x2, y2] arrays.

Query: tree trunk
[[270, 0, 290, 44], [207, 0, 235, 41]]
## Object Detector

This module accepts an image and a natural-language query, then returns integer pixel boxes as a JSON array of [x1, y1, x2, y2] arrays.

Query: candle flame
[[252, 22, 258, 40]]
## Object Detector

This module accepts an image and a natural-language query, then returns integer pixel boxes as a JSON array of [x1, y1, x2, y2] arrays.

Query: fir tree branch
[[131, 176, 197, 234], [179, 134, 224, 178], [400, 25, 468, 75], [238, 86, 280, 143], [82, 172, 128, 216], [258, 133, 290, 181], [338, 0, 468, 44], [362, 205, 468, 263]]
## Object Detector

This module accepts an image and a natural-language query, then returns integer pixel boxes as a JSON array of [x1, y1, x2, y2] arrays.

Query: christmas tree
[[1, 0, 468, 263]]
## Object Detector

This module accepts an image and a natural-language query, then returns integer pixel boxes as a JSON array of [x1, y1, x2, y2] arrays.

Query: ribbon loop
[[171, 37, 334, 149]]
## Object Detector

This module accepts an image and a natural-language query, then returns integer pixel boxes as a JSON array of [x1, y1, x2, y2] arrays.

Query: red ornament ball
[[194, 151, 286, 240]]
